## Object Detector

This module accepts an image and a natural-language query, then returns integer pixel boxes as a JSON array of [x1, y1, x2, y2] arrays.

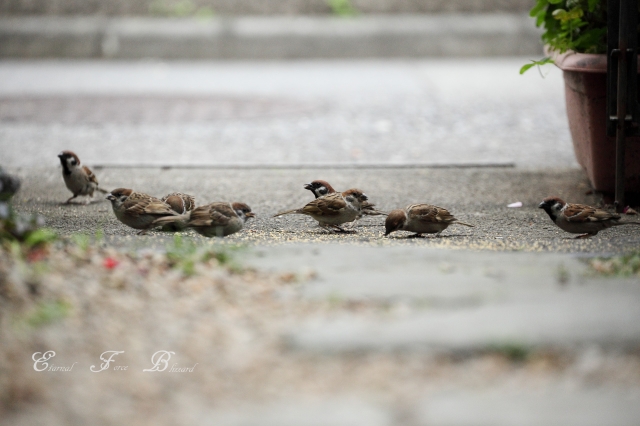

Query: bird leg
[[136, 230, 149, 235], [66, 194, 79, 204]]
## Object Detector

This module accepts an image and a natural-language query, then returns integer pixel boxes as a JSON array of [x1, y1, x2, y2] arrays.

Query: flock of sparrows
[[58, 150, 640, 239]]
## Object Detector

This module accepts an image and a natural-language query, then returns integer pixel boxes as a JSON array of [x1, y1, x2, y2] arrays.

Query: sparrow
[[158, 192, 196, 231], [161, 192, 196, 214], [274, 189, 369, 232], [57, 151, 107, 204], [152, 202, 255, 237], [304, 179, 387, 219], [385, 204, 474, 237], [106, 188, 180, 234], [538, 196, 640, 238]]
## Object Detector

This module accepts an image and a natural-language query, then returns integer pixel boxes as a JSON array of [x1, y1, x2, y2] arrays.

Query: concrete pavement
[[3, 59, 640, 425]]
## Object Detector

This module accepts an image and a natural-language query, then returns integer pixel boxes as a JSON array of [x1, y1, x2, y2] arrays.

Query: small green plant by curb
[[487, 342, 531, 362], [521, 0, 608, 74], [589, 250, 640, 277], [148, 0, 214, 18], [166, 235, 245, 276], [327, 0, 358, 17]]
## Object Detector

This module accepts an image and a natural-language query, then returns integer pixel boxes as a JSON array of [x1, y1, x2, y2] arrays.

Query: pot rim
[[545, 47, 640, 73]]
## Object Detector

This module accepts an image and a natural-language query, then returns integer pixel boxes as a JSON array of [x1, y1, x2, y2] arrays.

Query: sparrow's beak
[[361, 194, 368, 201], [245, 212, 256, 219], [106, 194, 115, 201], [538, 202, 545, 209], [303, 183, 313, 190]]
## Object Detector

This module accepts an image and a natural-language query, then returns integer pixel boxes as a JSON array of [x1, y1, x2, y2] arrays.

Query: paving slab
[[247, 244, 588, 302], [0, 15, 542, 59], [269, 245, 640, 354], [0, 59, 573, 169], [417, 388, 640, 426], [193, 397, 393, 426], [284, 290, 640, 354], [0, 0, 533, 16]]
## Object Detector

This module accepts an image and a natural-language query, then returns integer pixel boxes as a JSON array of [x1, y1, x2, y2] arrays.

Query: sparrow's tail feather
[[362, 209, 388, 216], [453, 221, 474, 227], [152, 214, 190, 228], [96, 187, 108, 194], [273, 208, 302, 218]]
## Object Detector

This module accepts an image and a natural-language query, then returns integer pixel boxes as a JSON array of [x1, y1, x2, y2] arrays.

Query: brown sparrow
[[153, 202, 255, 237], [106, 188, 179, 234], [58, 151, 107, 204], [538, 197, 640, 238], [385, 204, 474, 237], [159, 192, 196, 231], [274, 189, 369, 232], [304, 180, 387, 218], [161, 192, 196, 214]]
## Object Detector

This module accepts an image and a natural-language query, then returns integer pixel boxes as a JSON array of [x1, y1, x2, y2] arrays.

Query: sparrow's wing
[[182, 194, 196, 211], [124, 196, 177, 216], [301, 194, 346, 217], [188, 203, 233, 227], [564, 203, 617, 222], [408, 204, 454, 224], [82, 166, 99, 185]]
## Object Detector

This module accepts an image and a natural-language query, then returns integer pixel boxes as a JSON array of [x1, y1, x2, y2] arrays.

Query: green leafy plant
[[521, 0, 607, 74]]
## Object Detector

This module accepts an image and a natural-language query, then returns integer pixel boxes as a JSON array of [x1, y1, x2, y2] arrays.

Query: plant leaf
[[519, 57, 554, 75]]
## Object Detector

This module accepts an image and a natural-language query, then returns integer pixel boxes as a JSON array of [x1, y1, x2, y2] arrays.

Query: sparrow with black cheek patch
[[106, 188, 179, 235], [385, 204, 474, 237], [57, 151, 107, 204], [274, 188, 368, 232], [153, 202, 255, 237], [304, 180, 387, 219], [538, 196, 640, 238]]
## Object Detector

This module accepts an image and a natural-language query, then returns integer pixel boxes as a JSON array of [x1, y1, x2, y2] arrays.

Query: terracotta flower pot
[[552, 50, 640, 196]]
